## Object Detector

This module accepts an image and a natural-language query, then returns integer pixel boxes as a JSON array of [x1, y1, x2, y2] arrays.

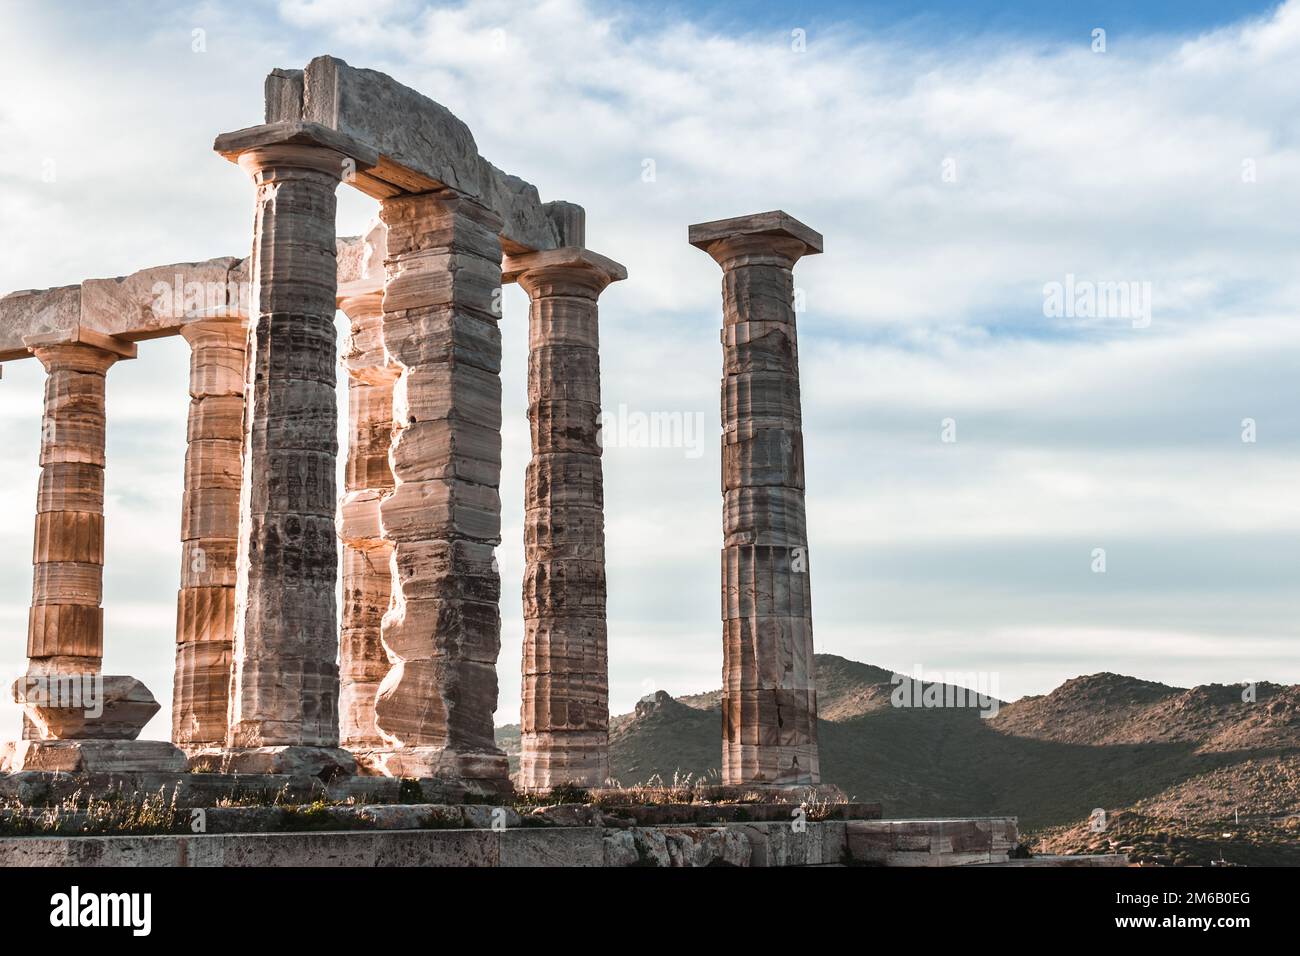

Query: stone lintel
[[1, 258, 245, 362], [0, 286, 80, 361], [688, 210, 824, 257], [265, 56, 575, 254], [213, 120, 381, 171], [502, 247, 628, 287]]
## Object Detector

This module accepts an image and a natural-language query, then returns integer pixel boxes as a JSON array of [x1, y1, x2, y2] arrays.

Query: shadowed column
[[503, 247, 625, 790], [211, 127, 374, 775], [372, 190, 509, 794], [172, 316, 246, 752], [689, 211, 823, 787], [337, 287, 396, 753]]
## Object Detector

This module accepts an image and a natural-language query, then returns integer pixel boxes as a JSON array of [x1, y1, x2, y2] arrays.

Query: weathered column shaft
[[373, 190, 509, 790], [23, 339, 131, 741], [506, 249, 625, 790], [227, 144, 347, 752], [27, 343, 123, 679], [172, 317, 246, 750], [690, 212, 823, 786], [338, 290, 396, 752]]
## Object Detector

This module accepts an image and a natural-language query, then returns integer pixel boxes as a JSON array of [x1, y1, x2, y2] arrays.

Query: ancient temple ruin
[[0, 56, 821, 795]]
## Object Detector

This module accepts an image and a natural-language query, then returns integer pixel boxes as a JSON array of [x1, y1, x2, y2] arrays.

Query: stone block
[[499, 827, 604, 867]]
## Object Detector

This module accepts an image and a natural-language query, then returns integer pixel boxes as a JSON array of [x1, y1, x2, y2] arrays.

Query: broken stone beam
[[172, 313, 247, 752], [5, 670, 188, 772], [688, 211, 824, 787], [211, 121, 379, 776], [502, 248, 627, 790], [259, 56, 571, 254], [337, 219, 395, 755], [371, 189, 510, 794]]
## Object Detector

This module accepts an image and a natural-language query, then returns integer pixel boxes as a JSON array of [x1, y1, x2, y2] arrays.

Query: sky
[[0, 0, 1297, 740]]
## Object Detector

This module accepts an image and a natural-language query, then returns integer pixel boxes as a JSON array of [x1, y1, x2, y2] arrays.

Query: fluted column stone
[[338, 288, 396, 753], [172, 316, 246, 751], [212, 130, 373, 775], [689, 211, 823, 787], [503, 248, 625, 790], [25, 337, 133, 684]]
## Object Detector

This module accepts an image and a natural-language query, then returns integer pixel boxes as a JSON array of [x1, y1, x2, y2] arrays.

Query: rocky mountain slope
[[497, 654, 1300, 864]]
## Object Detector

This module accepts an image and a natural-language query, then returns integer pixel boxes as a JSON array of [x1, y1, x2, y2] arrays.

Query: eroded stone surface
[[845, 818, 1019, 866], [222, 139, 349, 756], [13, 675, 160, 741], [371, 191, 509, 793], [338, 264, 397, 752], [198, 745, 356, 777], [1, 739, 187, 774]]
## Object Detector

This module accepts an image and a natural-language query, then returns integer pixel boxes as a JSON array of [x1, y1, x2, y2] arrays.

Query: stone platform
[[0, 817, 1128, 868], [0, 769, 1128, 868], [0, 770, 509, 809], [846, 817, 1019, 867], [0, 770, 1128, 867]]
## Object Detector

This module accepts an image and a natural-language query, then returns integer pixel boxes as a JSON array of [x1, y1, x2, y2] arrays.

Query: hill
[[495, 654, 1300, 864]]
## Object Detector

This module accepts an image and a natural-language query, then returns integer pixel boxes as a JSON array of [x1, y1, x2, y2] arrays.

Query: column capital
[[337, 288, 383, 321], [688, 210, 823, 269], [338, 289, 394, 384], [214, 121, 379, 182], [502, 247, 628, 296], [179, 313, 247, 348], [24, 329, 136, 370]]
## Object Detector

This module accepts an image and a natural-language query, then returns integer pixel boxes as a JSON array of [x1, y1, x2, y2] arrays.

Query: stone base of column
[[196, 746, 357, 778], [723, 739, 821, 788], [519, 731, 609, 792], [0, 739, 188, 774], [353, 747, 511, 797]]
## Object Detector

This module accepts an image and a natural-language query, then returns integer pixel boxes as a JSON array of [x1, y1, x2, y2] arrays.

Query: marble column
[[215, 136, 362, 775], [172, 316, 246, 752], [688, 211, 823, 787], [502, 248, 626, 790], [372, 190, 509, 793], [25, 337, 134, 684], [337, 288, 396, 753]]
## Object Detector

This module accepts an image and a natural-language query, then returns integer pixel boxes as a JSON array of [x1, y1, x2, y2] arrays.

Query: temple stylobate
[[0, 55, 820, 795]]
